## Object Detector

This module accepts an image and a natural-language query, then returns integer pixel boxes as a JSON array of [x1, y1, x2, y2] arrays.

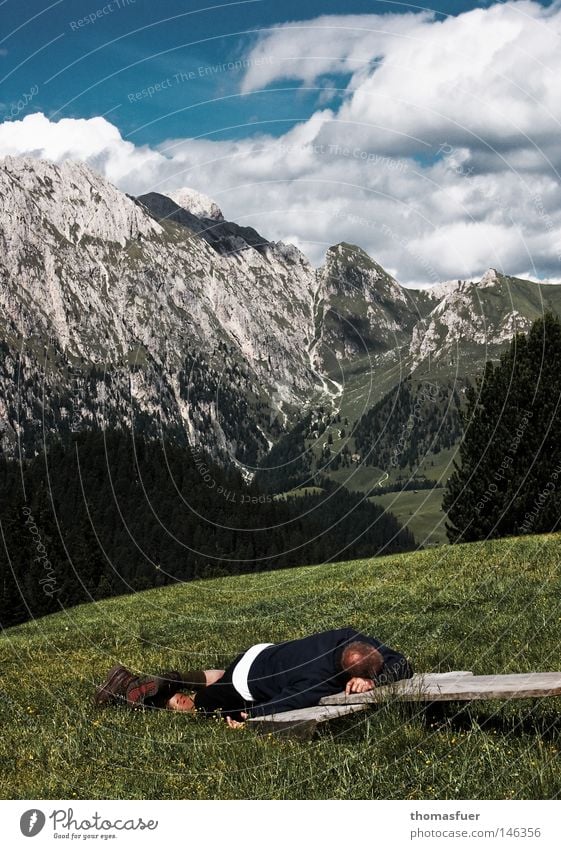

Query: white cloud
[[243, 3, 561, 157], [1, 2, 560, 284], [240, 11, 434, 93], [0, 112, 164, 186]]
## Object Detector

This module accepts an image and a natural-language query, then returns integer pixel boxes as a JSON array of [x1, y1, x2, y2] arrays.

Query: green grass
[[2, 533, 561, 799], [324, 462, 390, 493], [369, 487, 447, 547], [416, 446, 457, 484]]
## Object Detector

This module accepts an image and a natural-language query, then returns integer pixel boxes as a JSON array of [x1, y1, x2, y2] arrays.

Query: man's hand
[[226, 712, 248, 729], [345, 677, 375, 695]]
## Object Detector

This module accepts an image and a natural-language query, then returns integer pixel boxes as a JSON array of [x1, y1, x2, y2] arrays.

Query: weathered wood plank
[[419, 671, 474, 678], [319, 671, 474, 705], [321, 672, 561, 705], [248, 702, 369, 725], [247, 673, 473, 727], [247, 672, 561, 737]]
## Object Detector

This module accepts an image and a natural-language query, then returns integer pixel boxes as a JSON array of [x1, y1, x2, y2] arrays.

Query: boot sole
[[93, 664, 131, 706], [126, 678, 159, 707]]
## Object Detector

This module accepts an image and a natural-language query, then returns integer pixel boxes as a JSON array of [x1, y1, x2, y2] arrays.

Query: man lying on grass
[[94, 627, 413, 727]]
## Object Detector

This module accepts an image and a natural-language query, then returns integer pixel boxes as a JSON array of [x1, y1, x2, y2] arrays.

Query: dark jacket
[[244, 626, 413, 717]]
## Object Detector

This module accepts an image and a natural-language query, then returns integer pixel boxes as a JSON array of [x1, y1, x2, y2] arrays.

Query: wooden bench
[[247, 671, 561, 739]]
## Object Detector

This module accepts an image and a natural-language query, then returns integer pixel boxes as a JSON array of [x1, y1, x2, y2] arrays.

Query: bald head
[[340, 641, 384, 679]]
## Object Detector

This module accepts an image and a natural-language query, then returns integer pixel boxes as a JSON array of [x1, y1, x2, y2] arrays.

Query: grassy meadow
[[1, 532, 561, 799], [369, 487, 448, 547]]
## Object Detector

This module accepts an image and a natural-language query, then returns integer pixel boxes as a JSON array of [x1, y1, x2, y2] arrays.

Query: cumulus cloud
[[243, 3, 561, 157], [240, 11, 434, 92], [1, 2, 560, 285], [0, 112, 164, 187]]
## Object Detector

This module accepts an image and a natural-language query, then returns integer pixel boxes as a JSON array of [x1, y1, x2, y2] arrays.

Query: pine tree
[[443, 312, 561, 541]]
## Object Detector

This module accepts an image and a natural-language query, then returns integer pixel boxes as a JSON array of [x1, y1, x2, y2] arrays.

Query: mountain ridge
[[2, 154, 561, 474]]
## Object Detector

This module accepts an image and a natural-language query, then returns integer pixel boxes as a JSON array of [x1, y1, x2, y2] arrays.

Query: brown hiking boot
[[95, 667, 187, 709], [93, 664, 136, 706], [126, 670, 183, 709]]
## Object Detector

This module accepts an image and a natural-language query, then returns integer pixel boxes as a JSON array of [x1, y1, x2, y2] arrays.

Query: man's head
[[340, 641, 384, 679]]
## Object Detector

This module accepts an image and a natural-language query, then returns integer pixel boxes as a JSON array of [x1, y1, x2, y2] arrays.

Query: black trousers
[[177, 669, 207, 692]]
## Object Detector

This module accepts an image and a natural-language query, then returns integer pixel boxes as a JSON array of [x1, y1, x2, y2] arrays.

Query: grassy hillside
[[369, 487, 448, 547], [1, 533, 561, 800]]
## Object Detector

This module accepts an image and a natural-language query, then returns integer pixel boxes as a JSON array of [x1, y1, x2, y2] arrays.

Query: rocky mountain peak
[[423, 280, 465, 300], [0, 155, 324, 461], [2, 154, 557, 468], [167, 186, 224, 221], [479, 268, 502, 287], [1, 155, 161, 246], [322, 241, 407, 303], [325, 241, 375, 267]]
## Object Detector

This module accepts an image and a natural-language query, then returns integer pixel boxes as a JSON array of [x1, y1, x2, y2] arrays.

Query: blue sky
[[1, 0, 560, 284], [1, 0, 534, 144]]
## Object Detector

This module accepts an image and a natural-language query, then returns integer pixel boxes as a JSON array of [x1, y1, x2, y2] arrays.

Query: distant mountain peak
[[479, 268, 502, 287], [325, 242, 391, 280], [138, 190, 272, 258], [323, 241, 406, 301], [423, 280, 465, 299], [326, 242, 375, 264], [167, 186, 224, 221]]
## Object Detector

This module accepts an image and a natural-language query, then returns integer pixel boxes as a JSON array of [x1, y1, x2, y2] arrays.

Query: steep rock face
[[2, 154, 561, 468], [137, 192, 271, 257], [136, 191, 318, 397], [2, 156, 160, 247], [422, 279, 465, 300], [1, 158, 158, 357], [407, 270, 561, 369], [0, 157, 321, 462], [313, 242, 425, 368]]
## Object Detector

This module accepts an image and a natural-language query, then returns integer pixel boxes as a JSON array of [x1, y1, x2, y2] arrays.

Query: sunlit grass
[[369, 487, 447, 547], [1, 532, 560, 799]]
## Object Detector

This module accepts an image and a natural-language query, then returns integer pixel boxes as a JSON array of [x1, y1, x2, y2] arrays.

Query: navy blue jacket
[[244, 626, 412, 717]]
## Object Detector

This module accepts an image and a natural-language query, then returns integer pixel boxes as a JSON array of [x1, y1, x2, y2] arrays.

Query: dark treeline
[[254, 416, 313, 493], [354, 376, 464, 470], [444, 312, 561, 542], [0, 429, 415, 628]]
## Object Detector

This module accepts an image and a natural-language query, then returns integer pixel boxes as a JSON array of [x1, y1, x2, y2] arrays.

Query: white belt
[[232, 643, 273, 701]]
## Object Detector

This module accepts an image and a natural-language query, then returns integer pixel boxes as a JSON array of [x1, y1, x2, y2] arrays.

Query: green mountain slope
[[2, 532, 560, 800]]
